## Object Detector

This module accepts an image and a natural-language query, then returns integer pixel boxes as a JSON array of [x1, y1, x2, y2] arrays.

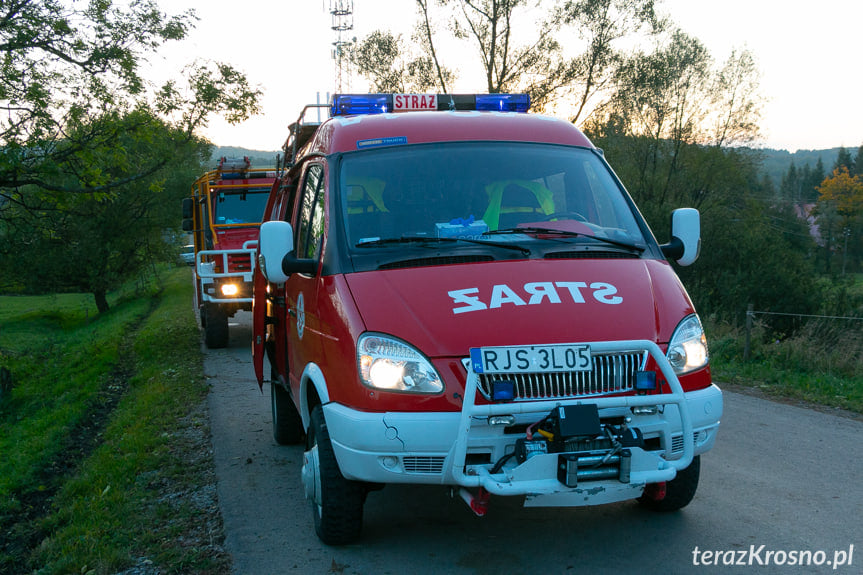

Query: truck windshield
[[214, 189, 270, 225], [339, 142, 647, 250]]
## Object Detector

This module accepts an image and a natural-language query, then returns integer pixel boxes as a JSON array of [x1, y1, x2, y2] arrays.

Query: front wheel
[[638, 455, 700, 511], [203, 304, 229, 348], [302, 405, 365, 545]]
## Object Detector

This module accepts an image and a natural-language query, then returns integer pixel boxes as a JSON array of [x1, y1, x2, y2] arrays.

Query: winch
[[507, 404, 646, 488]]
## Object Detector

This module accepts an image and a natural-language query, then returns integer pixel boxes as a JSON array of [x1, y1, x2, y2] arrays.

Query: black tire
[[639, 455, 700, 511], [271, 379, 304, 445], [305, 405, 365, 545], [203, 304, 229, 348]]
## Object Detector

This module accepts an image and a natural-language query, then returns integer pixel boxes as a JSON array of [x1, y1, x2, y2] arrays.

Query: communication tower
[[330, 0, 354, 93]]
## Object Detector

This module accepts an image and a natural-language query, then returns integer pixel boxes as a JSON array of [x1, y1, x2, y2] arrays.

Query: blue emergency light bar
[[330, 93, 531, 117]]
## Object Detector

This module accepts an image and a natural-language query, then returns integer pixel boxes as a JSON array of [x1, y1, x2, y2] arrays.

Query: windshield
[[338, 142, 647, 250], [213, 189, 270, 225]]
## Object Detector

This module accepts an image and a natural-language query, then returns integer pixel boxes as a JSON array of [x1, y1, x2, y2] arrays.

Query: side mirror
[[182, 197, 194, 219], [258, 221, 294, 284], [282, 253, 318, 276], [661, 208, 701, 266], [258, 221, 318, 283]]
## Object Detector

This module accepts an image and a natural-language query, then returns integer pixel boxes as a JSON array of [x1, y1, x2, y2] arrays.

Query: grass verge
[[0, 267, 228, 574], [706, 317, 863, 416]]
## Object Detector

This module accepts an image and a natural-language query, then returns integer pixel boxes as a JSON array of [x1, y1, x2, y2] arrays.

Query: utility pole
[[842, 226, 850, 275], [330, 0, 354, 93]]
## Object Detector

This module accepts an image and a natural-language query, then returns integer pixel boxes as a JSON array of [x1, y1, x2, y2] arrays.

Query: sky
[[148, 0, 863, 154]]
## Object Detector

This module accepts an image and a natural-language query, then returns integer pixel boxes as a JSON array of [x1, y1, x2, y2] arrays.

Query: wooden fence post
[[743, 303, 754, 361]]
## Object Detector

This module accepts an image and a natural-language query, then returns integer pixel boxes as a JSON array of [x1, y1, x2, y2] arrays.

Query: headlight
[[357, 333, 444, 394], [220, 283, 239, 296], [666, 314, 709, 375]]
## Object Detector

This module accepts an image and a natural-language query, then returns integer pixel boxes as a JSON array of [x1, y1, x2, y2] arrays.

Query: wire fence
[[748, 310, 863, 322], [743, 304, 863, 360]]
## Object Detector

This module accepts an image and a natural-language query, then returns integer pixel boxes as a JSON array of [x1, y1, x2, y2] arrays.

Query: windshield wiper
[[356, 235, 531, 256], [486, 226, 646, 253]]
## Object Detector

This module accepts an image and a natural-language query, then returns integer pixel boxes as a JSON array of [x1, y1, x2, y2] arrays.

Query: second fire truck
[[182, 157, 276, 348]]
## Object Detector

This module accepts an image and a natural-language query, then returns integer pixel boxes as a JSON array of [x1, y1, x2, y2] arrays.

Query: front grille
[[475, 351, 646, 401], [670, 432, 701, 455], [403, 456, 445, 474], [228, 253, 252, 271]]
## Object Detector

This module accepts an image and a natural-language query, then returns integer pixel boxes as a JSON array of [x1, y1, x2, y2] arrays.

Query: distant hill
[[209, 144, 844, 187], [211, 146, 280, 169], [758, 147, 842, 186]]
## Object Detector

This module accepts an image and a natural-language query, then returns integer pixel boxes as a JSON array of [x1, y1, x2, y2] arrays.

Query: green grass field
[[0, 267, 227, 574]]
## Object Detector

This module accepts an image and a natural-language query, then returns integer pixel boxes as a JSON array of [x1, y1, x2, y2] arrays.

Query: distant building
[[794, 203, 822, 245]]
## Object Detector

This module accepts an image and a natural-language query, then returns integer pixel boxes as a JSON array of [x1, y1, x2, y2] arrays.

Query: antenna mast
[[330, 0, 354, 93]]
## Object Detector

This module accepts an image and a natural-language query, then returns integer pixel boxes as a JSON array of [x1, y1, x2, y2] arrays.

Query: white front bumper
[[196, 243, 257, 304], [324, 340, 722, 506]]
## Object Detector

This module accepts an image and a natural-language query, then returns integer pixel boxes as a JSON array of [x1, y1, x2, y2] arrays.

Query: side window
[[582, 160, 619, 228], [275, 181, 297, 222], [295, 164, 326, 260]]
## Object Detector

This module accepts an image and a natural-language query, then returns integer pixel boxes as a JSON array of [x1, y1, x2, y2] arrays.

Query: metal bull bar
[[196, 240, 258, 304], [449, 340, 694, 498]]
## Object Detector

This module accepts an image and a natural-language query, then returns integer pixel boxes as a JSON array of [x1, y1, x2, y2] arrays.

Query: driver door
[[284, 163, 327, 398]]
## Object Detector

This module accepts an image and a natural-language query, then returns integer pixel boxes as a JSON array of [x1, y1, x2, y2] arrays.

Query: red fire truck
[[253, 94, 723, 544], [182, 157, 276, 348]]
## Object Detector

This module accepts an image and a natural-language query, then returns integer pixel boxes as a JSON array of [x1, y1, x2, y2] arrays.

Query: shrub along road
[[206, 313, 863, 574]]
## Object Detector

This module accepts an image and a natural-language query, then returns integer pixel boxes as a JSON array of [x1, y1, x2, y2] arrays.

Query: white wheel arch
[[299, 362, 329, 431]]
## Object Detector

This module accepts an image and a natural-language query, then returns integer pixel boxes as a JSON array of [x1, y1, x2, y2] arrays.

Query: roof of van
[[300, 111, 595, 158]]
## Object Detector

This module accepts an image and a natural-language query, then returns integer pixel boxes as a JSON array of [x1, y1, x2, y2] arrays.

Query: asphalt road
[[205, 312, 863, 575]]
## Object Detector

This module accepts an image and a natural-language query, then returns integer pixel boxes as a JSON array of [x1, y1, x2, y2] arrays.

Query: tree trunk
[[94, 290, 110, 313]]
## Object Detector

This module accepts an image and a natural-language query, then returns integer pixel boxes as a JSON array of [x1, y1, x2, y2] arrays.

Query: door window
[[295, 164, 326, 261]]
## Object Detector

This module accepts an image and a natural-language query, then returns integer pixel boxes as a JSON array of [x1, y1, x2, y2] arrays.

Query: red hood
[[344, 259, 695, 358]]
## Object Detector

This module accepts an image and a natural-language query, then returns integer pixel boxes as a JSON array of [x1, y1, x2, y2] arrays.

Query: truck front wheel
[[203, 304, 229, 348], [638, 455, 700, 511], [303, 405, 365, 545]]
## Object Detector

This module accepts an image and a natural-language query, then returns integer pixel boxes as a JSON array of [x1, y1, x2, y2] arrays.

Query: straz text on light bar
[[329, 93, 531, 116]]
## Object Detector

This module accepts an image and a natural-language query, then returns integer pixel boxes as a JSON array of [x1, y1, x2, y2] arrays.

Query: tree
[[780, 161, 800, 202], [1, 0, 182, 191], [0, 110, 210, 311], [854, 144, 863, 176], [706, 48, 761, 147], [352, 0, 659, 122], [584, 30, 762, 227], [779, 159, 826, 204], [604, 29, 712, 144], [415, 0, 453, 92], [348, 30, 453, 93], [818, 168, 863, 220], [833, 146, 854, 174], [0, 1, 263, 308], [599, 30, 761, 148], [443, 0, 562, 95], [683, 197, 820, 324], [0, 1, 261, 216], [816, 167, 863, 274], [808, 157, 826, 201], [551, 0, 661, 120]]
